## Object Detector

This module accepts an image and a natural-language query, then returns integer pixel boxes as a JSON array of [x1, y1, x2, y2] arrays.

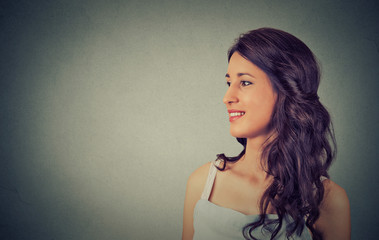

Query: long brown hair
[[217, 28, 336, 240]]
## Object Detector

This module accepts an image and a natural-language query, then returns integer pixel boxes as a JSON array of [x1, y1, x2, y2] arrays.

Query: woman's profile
[[182, 28, 350, 240]]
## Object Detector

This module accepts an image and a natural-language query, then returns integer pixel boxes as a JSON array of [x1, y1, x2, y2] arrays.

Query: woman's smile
[[228, 110, 245, 122]]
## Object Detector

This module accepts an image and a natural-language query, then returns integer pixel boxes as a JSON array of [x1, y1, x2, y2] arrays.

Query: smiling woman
[[182, 28, 350, 240]]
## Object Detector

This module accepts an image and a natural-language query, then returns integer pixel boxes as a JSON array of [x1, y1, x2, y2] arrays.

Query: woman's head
[[226, 28, 327, 148]]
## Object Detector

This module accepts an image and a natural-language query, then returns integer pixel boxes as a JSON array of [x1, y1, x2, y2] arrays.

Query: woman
[[182, 28, 350, 240]]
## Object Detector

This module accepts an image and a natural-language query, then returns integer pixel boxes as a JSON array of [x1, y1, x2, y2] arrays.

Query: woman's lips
[[228, 110, 245, 122]]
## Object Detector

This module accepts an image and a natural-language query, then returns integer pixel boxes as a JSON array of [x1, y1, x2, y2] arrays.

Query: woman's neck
[[234, 136, 272, 182]]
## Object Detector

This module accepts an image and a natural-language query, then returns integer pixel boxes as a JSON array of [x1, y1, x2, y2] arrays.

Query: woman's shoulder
[[315, 179, 351, 239], [321, 179, 350, 212], [182, 161, 214, 240], [186, 161, 212, 193]]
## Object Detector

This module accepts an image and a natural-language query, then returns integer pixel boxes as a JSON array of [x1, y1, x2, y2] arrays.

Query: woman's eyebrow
[[237, 72, 255, 78]]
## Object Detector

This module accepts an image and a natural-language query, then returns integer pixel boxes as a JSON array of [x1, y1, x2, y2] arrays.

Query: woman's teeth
[[230, 112, 245, 117]]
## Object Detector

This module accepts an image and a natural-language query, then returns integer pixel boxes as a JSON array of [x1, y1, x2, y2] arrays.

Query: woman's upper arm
[[182, 162, 210, 240], [315, 179, 351, 240]]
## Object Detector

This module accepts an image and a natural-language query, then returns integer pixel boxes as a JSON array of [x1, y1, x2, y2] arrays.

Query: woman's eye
[[226, 81, 231, 87], [241, 81, 252, 86]]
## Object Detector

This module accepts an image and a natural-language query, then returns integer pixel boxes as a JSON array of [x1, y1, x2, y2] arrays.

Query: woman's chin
[[229, 129, 248, 138], [229, 128, 273, 139]]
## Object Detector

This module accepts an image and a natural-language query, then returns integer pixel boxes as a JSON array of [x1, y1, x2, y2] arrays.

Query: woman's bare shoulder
[[182, 162, 213, 240], [315, 179, 351, 239], [322, 179, 349, 209], [186, 161, 212, 192]]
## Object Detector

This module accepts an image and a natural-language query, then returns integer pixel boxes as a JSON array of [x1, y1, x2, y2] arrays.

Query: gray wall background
[[1, 0, 378, 239]]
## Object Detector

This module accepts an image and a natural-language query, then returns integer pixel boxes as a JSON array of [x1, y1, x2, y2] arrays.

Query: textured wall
[[1, 0, 378, 239]]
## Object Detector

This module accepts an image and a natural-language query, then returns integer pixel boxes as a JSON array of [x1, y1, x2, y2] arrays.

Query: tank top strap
[[200, 159, 222, 200]]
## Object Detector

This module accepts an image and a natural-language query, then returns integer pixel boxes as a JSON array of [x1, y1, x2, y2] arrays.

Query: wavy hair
[[217, 28, 336, 240]]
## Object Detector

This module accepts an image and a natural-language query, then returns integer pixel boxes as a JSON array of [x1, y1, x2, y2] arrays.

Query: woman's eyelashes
[[226, 80, 253, 87]]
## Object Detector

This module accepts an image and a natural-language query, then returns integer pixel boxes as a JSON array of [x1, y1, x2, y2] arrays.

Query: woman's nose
[[223, 86, 239, 105]]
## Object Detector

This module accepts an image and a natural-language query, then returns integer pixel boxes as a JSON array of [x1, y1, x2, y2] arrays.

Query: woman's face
[[223, 52, 277, 140]]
